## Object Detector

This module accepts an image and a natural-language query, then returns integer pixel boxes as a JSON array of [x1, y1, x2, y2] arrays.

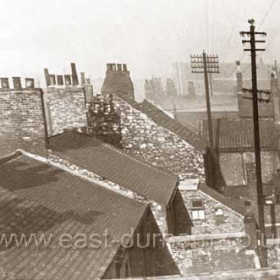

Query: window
[[215, 208, 224, 216], [191, 200, 205, 220], [192, 209, 205, 220], [192, 200, 203, 208]]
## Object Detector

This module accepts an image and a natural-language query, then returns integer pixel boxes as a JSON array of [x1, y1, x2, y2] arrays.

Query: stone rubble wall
[[169, 235, 256, 274], [267, 239, 280, 268], [46, 87, 87, 136], [181, 189, 245, 235], [113, 95, 205, 179]]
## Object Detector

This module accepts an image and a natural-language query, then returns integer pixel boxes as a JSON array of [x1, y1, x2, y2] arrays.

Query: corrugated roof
[[202, 118, 279, 151], [49, 132, 178, 205], [0, 152, 147, 280]]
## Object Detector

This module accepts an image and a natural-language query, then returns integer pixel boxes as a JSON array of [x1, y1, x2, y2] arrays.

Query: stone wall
[[88, 94, 204, 179], [0, 88, 47, 156], [181, 189, 245, 235], [267, 239, 280, 268], [168, 234, 256, 274], [45, 87, 88, 136], [113, 95, 204, 179]]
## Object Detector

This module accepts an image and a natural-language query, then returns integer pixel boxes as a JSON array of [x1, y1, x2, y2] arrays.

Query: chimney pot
[[117, 64, 122, 71], [57, 75, 64, 86], [25, 78, 35, 89], [71, 63, 79, 85], [86, 78, 91, 85], [64, 75, 72, 86], [123, 64, 128, 72], [12, 77, 22, 90], [81, 72, 86, 85], [49, 75, 56, 86], [44, 68, 50, 86], [1, 78, 9, 89], [112, 64, 117, 71]]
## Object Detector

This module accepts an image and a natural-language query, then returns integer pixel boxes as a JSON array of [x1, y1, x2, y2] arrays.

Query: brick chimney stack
[[102, 63, 134, 101]]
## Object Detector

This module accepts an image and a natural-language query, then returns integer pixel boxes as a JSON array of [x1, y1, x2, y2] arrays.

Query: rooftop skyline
[[0, 0, 279, 82]]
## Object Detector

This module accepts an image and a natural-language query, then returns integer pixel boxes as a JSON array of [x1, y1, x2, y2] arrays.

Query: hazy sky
[[0, 0, 279, 83]]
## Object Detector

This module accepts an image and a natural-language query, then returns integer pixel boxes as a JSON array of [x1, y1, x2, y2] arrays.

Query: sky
[[0, 0, 279, 86]]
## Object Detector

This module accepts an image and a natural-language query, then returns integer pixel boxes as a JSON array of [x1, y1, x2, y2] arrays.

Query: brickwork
[[46, 87, 87, 136], [102, 63, 135, 101], [0, 88, 46, 156], [181, 189, 245, 235]]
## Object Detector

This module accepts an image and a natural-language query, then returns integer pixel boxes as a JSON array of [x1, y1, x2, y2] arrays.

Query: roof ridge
[[18, 149, 151, 206], [54, 130, 178, 179], [0, 150, 23, 166]]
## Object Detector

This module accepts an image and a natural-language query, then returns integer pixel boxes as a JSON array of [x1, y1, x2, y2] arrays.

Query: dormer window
[[191, 200, 205, 220]]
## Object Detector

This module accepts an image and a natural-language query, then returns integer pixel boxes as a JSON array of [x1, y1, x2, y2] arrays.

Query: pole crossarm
[[190, 52, 220, 74], [190, 50, 220, 153]]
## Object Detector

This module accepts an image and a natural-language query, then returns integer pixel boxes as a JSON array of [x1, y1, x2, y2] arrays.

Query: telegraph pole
[[240, 19, 268, 267], [190, 51, 219, 152]]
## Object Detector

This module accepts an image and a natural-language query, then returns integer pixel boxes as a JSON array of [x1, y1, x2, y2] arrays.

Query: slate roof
[[0, 151, 147, 280], [49, 131, 178, 205], [202, 118, 279, 151]]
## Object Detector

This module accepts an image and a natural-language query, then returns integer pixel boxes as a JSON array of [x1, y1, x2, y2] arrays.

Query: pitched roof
[[49, 132, 178, 205], [0, 151, 147, 280], [202, 118, 279, 151]]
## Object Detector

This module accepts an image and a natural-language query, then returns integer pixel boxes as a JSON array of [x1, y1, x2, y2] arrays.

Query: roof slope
[[0, 152, 147, 280], [202, 118, 279, 151], [49, 132, 178, 205]]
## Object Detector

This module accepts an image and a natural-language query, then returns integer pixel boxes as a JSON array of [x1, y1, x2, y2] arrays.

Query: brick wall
[[181, 189, 245, 235], [45, 87, 88, 136], [0, 88, 47, 156]]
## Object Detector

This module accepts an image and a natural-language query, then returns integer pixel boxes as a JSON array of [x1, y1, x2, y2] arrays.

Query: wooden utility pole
[[240, 18, 268, 267], [190, 51, 219, 152]]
